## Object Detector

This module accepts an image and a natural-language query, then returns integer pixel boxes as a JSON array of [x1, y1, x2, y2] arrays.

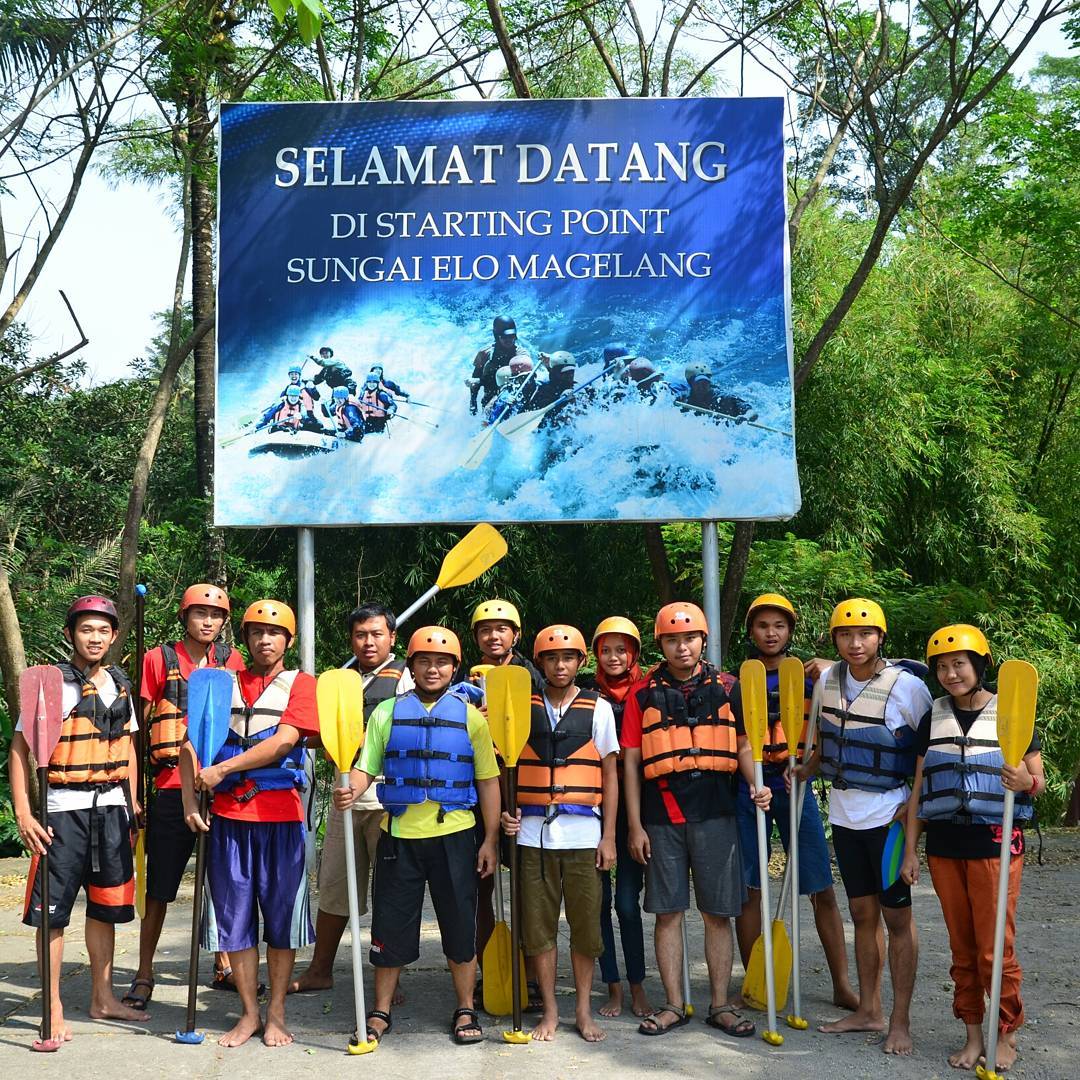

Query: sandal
[[638, 1002, 690, 1036], [524, 979, 544, 1013], [364, 1009, 393, 1043], [121, 977, 154, 1010], [705, 1004, 755, 1038], [451, 1006, 484, 1045], [211, 966, 266, 996]]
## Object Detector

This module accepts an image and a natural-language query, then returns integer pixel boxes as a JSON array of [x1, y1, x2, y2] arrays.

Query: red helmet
[[66, 595, 118, 630], [509, 357, 533, 376], [180, 583, 230, 619]]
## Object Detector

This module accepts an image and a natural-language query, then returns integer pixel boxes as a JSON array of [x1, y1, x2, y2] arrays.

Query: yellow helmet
[[471, 598, 521, 631], [829, 598, 887, 635], [926, 624, 991, 665], [591, 616, 642, 653], [745, 592, 796, 628]]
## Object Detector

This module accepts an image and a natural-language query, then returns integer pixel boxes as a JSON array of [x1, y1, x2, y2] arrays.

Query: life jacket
[[920, 695, 1033, 825], [213, 670, 306, 800], [518, 690, 602, 818], [761, 669, 812, 765], [333, 395, 363, 422], [47, 663, 132, 787], [149, 641, 234, 767], [639, 664, 738, 780], [377, 691, 476, 817], [359, 388, 388, 419], [818, 662, 915, 792], [360, 659, 407, 722], [274, 400, 303, 425]]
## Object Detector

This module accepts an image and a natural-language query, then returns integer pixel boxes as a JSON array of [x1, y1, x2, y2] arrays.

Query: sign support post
[[702, 521, 723, 667], [298, 527, 318, 869]]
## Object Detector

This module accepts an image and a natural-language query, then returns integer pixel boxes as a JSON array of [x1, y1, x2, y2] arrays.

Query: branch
[[661, 0, 696, 96], [486, 0, 532, 97], [580, 5, 628, 95]]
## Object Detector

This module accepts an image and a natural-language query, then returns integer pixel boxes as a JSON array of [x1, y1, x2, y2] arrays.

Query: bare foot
[[287, 968, 333, 994], [599, 984, 623, 1017], [982, 1032, 1018, 1072], [819, 1010, 886, 1034], [832, 985, 860, 1011], [576, 1011, 606, 1042], [219, 1013, 262, 1047], [263, 1013, 294, 1047], [45, 1004, 73, 1042], [88, 996, 149, 1022], [531, 1006, 559, 1041], [948, 1025, 985, 1070], [630, 983, 653, 1018], [883, 1022, 913, 1055]]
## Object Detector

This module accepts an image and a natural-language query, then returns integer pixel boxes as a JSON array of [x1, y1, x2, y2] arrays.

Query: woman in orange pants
[[902, 625, 1044, 1072]]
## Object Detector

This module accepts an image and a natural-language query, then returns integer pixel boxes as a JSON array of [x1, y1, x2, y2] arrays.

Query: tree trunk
[[0, 560, 27, 721], [718, 521, 755, 657], [642, 524, 675, 604], [1066, 772, 1080, 827]]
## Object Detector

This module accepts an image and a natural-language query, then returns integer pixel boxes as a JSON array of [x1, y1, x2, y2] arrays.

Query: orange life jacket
[[148, 641, 235, 767], [47, 663, 132, 787], [359, 388, 388, 419], [274, 400, 303, 425], [639, 665, 738, 780], [517, 690, 603, 810], [762, 674, 812, 764]]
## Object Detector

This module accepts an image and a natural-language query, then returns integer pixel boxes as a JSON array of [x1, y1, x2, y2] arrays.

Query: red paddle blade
[[19, 665, 64, 764]]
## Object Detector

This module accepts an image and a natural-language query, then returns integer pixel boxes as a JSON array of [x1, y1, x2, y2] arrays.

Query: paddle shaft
[[37, 765, 52, 1041], [788, 754, 802, 1019], [681, 921, 692, 1011], [394, 584, 440, 628], [983, 787, 1017, 1075], [340, 775, 368, 1040], [183, 790, 211, 1034], [755, 761, 779, 1036], [675, 398, 793, 437], [506, 768, 524, 1034], [135, 589, 146, 813]]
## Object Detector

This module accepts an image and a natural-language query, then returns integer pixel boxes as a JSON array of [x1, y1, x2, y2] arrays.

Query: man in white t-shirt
[[9, 596, 146, 1046], [800, 598, 933, 1057], [502, 625, 618, 1044]]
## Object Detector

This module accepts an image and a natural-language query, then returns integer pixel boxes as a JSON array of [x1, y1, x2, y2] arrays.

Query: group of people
[[255, 347, 410, 442], [9, 585, 1042, 1072], [465, 314, 757, 430]]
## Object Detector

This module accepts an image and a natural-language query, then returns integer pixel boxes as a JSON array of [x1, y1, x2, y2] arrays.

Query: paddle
[[484, 665, 533, 1044], [496, 366, 612, 441], [741, 659, 783, 1047], [19, 664, 64, 1053], [317, 668, 377, 1054], [175, 667, 234, 1044], [674, 398, 793, 437], [976, 659, 1038, 1080], [459, 367, 543, 471], [133, 584, 148, 920], [394, 524, 508, 627], [880, 820, 905, 889]]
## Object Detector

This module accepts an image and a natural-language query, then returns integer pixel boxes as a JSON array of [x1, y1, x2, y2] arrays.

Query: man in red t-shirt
[[122, 584, 245, 1012], [182, 600, 318, 1049]]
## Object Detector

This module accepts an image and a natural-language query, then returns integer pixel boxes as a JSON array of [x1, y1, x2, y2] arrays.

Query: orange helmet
[[241, 599, 296, 639], [591, 616, 642, 653], [180, 583, 230, 618], [654, 602, 708, 640], [407, 625, 462, 663], [533, 624, 588, 661]]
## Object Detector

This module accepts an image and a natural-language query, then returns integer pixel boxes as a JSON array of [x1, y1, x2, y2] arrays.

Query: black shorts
[[147, 788, 197, 903], [370, 828, 478, 967], [23, 801, 135, 929], [832, 823, 911, 908]]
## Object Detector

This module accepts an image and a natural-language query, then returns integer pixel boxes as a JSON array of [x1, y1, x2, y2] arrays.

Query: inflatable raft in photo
[[248, 427, 340, 457]]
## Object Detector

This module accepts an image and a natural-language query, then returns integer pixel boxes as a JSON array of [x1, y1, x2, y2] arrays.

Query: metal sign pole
[[702, 521, 722, 668], [297, 527, 318, 870]]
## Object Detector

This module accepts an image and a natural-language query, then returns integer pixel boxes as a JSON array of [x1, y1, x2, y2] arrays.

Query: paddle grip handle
[[183, 790, 211, 1035], [37, 766, 52, 1042]]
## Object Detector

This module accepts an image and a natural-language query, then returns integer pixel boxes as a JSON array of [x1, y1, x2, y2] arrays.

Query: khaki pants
[[519, 846, 603, 958], [316, 804, 386, 917]]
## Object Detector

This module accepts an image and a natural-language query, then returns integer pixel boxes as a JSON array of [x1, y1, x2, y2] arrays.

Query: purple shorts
[[201, 818, 314, 952]]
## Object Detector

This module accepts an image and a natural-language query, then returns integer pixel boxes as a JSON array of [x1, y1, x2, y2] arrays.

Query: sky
[[4, 19, 1073, 385]]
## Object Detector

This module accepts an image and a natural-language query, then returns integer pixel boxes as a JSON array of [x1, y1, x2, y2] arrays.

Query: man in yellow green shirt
[[333, 625, 500, 1046]]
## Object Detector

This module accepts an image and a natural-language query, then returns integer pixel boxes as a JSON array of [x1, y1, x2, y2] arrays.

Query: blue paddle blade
[[881, 820, 906, 890], [186, 668, 235, 767]]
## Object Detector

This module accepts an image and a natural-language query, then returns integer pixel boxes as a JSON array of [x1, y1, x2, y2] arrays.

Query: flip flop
[[451, 1006, 484, 1045], [121, 978, 154, 1010], [638, 1002, 690, 1036], [211, 967, 266, 996], [705, 1004, 756, 1038], [365, 1009, 393, 1044]]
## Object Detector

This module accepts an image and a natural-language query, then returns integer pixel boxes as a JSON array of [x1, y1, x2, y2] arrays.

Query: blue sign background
[[216, 98, 800, 526]]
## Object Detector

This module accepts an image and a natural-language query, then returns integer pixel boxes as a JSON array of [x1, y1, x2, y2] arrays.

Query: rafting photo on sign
[[214, 97, 799, 527]]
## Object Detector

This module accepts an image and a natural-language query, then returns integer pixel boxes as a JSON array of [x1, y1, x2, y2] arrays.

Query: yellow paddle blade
[[135, 830, 146, 919], [435, 523, 507, 590], [482, 920, 514, 1016], [778, 656, 805, 752], [471, 663, 495, 682], [996, 659, 1038, 767], [485, 665, 532, 766], [742, 920, 792, 1011], [317, 669, 365, 775], [740, 659, 769, 762]]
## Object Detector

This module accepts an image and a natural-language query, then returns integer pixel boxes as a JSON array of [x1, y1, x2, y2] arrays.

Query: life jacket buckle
[[550, 784, 566, 794]]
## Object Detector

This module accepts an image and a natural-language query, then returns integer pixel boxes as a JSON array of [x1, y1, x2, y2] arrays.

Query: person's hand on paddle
[[1001, 760, 1034, 793], [596, 833, 616, 871], [792, 760, 815, 787], [332, 769, 365, 811], [17, 810, 52, 856], [476, 838, 498, 878], [900, 849, 920, 887], [629, 823, 651, 864], [194, 763, 228, 792], [183, 802, 211, 833], [500, 808, 521, 836], [749, 782, 772, 811], [802, 657, 831, 683]]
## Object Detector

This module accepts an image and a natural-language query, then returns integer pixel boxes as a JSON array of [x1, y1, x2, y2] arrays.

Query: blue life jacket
[[818, 662, 916, 792], [215, 670, 307, 801], [920, 695, 1033, 825], [377, 691, 476, 817]]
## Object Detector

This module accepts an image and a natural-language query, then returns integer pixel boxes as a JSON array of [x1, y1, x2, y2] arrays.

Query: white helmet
[[685, 361, 709, 382], [495, 365, 513, 388]]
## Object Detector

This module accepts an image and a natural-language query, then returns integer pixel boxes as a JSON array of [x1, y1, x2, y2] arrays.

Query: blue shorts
[[201, 818, 314, 952], [736, 774, 834, 895]]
